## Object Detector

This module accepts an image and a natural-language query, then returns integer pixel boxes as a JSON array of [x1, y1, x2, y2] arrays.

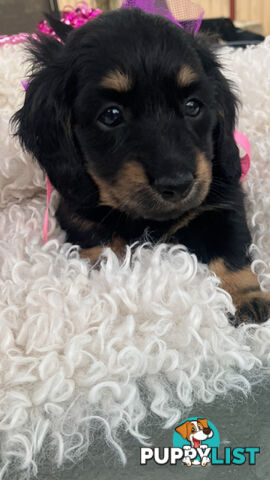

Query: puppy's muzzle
[[154, 171, 194, 202]]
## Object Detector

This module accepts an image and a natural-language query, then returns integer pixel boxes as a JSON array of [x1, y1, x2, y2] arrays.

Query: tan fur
[[100, 70, 132, 92], [80, 246, 104, 263], [195, 152, 212, 199], [210, 259, 270, 323], [89, 161, 148, 210], [69, 213, 94, 231], [210, 259, 258, 307], [177, 65, 198, 87], [80, 236, 126, 263]]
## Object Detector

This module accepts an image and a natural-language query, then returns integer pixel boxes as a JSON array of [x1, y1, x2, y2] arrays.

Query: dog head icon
[[175, 418, 213, 449]]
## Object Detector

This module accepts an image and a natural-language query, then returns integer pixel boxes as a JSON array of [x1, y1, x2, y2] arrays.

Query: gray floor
[[37, 381, 270, 480]]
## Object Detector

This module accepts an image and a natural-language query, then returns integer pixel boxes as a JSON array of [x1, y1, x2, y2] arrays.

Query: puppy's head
[[13, 8, 240, 220], [175, 418, 212, 446]]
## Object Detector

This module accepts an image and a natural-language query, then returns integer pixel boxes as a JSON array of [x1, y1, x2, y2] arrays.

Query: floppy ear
[[44, 13, 73, 42], [197, 418, 212, 436], [197, 418, 208, 429], [194, 36, 241, 183], [12, 36, 98, 211], [212, 68, 241, 183], [175, 422, 189, 439]]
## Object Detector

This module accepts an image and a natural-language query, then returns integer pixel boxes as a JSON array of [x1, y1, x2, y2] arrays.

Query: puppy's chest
[[94, 208, 216, 246], [91, 208, 235, 265], [58, 201, 234, 265]]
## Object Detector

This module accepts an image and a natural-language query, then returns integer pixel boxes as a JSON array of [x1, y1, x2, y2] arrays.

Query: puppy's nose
[[154, 172, 194, 201]]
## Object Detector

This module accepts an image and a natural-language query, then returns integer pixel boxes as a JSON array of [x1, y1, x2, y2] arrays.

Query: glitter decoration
[[37, 2, 102, 36], [0, 2, 102, 46]]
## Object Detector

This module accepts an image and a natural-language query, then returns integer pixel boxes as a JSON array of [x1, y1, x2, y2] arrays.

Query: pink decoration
[[0, 33, 37, 46], [0, 2, 102, 47], [121, 0, 204, 35], [38, 2, 102, 37], [234, 130, 251, 180]]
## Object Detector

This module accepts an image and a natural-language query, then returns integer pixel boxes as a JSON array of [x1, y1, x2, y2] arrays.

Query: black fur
[[13, 8, 251, 271]]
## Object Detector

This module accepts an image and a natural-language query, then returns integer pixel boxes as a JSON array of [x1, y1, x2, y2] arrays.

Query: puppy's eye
[[98, 107, 124, 127], [184, 99, 201, 117]]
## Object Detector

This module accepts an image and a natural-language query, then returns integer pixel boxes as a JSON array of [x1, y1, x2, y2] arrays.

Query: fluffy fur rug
[[1, 37, 270, 479]]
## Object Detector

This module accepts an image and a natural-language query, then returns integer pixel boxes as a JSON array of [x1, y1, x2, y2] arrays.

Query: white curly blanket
[[1, 37, 270, 479]]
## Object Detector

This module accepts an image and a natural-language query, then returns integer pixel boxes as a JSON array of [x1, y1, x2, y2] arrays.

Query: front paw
[[234, 293, 270, 326], [80, 236, 126, 265], [210, 259, 270, 326]]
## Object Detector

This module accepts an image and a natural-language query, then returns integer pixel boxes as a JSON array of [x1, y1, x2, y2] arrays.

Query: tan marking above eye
[[99, 70, 132, 92], [177, 65, 198, 87]]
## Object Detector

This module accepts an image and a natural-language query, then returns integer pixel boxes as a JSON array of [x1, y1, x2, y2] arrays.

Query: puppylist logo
[[140, 417, 260, 467]]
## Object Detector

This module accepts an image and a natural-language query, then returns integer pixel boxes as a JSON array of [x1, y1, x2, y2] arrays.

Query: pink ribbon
[[0, 33, 35, 46], [234, 130, 251, 181]]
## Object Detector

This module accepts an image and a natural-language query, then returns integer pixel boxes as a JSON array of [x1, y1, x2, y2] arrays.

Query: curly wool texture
[[1, 38, 270, 478]]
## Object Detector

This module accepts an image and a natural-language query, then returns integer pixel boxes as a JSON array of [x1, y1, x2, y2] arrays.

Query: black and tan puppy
[[13, 8, 270, 325]]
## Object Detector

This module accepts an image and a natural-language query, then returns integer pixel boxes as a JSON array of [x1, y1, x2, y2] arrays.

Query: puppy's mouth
[[192, 438, 201, 449], [89, 154, 212, 221], [124, 180, 208, 221]]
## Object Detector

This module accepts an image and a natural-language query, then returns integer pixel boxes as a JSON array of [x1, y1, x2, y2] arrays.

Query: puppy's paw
[[234, 293, 270, 326], [79, 236, 126, 265], [210, 259, 270, 326], [80, 246, 104, 265]]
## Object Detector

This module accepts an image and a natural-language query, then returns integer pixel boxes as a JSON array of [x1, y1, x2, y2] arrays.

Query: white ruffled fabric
[[0, 38, 270, 479]]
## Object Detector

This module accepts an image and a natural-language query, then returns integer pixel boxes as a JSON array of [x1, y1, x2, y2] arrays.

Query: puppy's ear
[[212, 68, 241, 182], [12, 36, 98, 210], [175, 422, 189, 439], [197, 418, 208, 429], [44, 13, 73, 42], [194, 37, 241, 183]]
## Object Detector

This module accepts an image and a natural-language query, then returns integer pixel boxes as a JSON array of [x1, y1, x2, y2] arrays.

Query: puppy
[[13, 8, 270, 325], [176, 418, 213, 447], [175, 418, 213, 466]]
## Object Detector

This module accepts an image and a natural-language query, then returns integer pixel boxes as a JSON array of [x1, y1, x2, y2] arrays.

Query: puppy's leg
[[80, 236, 126, 263], [57, 198, 126, 264], [210, 258, 270, 325]]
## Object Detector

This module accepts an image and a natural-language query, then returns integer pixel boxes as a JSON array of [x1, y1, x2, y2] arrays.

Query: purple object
[[21, 80, 29, 91], [121, 0, 204, 35]]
